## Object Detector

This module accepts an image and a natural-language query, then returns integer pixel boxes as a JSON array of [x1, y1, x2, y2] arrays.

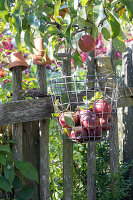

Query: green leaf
[[22, 14, 30, 31], [14, 161, 39, 183], [93, 91, 103, 100], [93, 3, 103, 26], [77, 7, 86, 20], [64, 114, 75, 128], [12, 176, 23, 190], [54, 0, 61, 23], [0, 175, 12, 192], [28, 13, 40, 30], [73, 49, 82, 67], [119, 0, 133, 21], [0, 0, 5, 11], [4, 163, 15, 184], [47, 25, 60, 35], [80, 0, 89, 7], [0, 152, 7, 165], [83, 91, 103, 109], [0, 144, 11, 153], [108, 11, 120, 38], [0, 10, 8, 19], [5, 139, 17, 144], [112, 36, 126, 52], [18, 187, 35, 200], [24, 31, 34, 53], [101, 27, 110, 41], [52, 113, 59, 118], [15, 32, 23, 51], [65, 24, 71, 44]]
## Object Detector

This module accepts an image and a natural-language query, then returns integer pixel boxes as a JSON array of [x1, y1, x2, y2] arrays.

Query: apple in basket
[[87, 125, 102, 141], [59, 112, 78, 128], [79, 110, 100, 130], [70, 126, 88, 143], [99, 116, 114, 131], [93, 99, 112, 119]]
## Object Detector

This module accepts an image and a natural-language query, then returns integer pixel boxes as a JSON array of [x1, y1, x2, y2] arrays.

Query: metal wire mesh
[[49, 74, 119, 143]]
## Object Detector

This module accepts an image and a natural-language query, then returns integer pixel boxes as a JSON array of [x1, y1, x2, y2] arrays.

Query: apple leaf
[[24, 31, 34, 54], [80, 0, 89, 7], [54, 0, 61, 23], [47, 25, 60, 36], [73, 49, 82, 67], [94, 91, 103, 101], [52, 113, 59, 118], [93, 3, 103, 26], [101, 27, 110, 41], [112, 36, 126, 53], [15, 33, 23, 51], [83, 91, 103, 108], [108, 11, 120, 38], [64, 114, 75, 128]]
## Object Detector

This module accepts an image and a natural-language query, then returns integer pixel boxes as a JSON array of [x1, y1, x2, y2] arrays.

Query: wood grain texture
[[37, 65, 50, 200], [63, 141, 73, 200], [122, 44, 133, 200], [12, 67, 23, 161], [0, 97, 53, 126], [62, 56, 73, 200], [22, 121, 40, 200], [107, 40, 119, 172], [87, 143, 96, 200], [87, 50, 96, 200]]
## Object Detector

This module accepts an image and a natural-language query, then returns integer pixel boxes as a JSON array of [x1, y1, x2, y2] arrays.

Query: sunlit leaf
[[64, 114, 74, 128], [15, 33, 23, 51], [108, 11, 120, 38], [73, 49, 82, 67], [93, 3, 103, 26], [112, 36, 126, 52], [101, 27, 110, 41], [80, 0, 88, 7], [54, 0, 61, 23]]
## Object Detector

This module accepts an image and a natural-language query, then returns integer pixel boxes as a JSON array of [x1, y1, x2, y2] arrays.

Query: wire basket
[[49, 74, 119, 143]]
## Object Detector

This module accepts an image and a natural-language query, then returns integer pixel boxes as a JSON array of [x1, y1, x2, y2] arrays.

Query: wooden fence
[[0, 45, 133, 200]]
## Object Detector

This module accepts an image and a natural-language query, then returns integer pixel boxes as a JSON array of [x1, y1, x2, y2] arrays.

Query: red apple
[[70, 126, 88, 143], [59, 112, 78, 128], [93, 99, 112, 119], [99, 116, 114, 131], [78, 35, 95, 53], [79, 110, 100, 129], [87, 126, 102, 140]]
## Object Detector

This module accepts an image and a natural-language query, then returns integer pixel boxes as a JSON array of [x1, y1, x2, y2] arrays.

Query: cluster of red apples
[[59, 99, 113, 143]]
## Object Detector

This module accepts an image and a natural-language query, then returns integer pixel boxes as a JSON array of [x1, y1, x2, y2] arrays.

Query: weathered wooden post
[[12, 66, 23, 160], [37, 64, 50, 200], [61, 53, 73, 200], [107, 40, 119, 172], [87, 50, 96, 200], [122, 43, 133, 200], [9, 51, 40, 199]]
